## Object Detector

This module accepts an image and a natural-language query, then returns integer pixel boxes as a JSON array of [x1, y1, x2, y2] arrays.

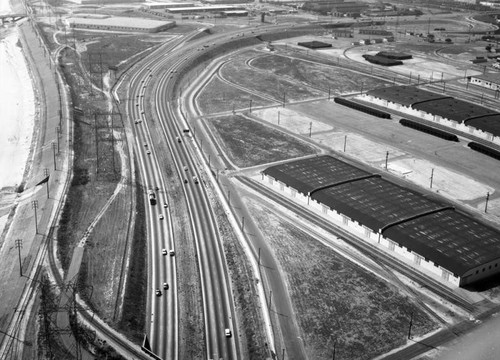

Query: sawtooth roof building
[[262, 155, 500, 287], [363, 85, 500, 146]]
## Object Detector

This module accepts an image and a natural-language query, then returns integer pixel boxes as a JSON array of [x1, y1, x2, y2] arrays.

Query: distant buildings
[[68, 15, 176, 33], [301, 0, 368, 15]]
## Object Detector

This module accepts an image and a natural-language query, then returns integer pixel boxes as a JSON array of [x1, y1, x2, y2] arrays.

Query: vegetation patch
[[207, 115, 317, 167], [221, 58, 326, 102], [250, 53, 388, 95], [197, 76, 274, 114], [246, 199, 438, 360]]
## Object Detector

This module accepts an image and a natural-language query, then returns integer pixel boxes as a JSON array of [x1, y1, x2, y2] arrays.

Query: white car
[[159, 214, 164, 220], [146, 150, 151, 155], [155, 289, 162, 297], [169, 249, 175, 256], [162, 249, 167, 255], [183, 165, 188, 171], [163, 282, 169, 290], [163, 202, 168, 208], [225, 329, 232, 337], [134, 119, 142, 124]]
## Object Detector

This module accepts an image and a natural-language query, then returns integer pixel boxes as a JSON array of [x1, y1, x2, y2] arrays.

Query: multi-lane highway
[[123, 27, 256, 360]]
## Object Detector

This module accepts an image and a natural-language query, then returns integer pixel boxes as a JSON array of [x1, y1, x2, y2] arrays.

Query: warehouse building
[[364, 85, 500, 145], [166, 5, 245, 13], [68, 16, 176, 33], [261, 155, 500, 287]]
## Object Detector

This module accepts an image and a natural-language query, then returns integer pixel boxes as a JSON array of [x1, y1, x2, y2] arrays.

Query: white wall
[[261, 173, 462, 287], [361, 94, 500, 146]]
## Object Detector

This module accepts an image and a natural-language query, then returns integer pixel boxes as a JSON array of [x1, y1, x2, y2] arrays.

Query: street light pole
[[15, 239, 23, 276]]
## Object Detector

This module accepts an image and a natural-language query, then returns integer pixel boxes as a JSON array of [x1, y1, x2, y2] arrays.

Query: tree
[[445, 38, 452, 44]]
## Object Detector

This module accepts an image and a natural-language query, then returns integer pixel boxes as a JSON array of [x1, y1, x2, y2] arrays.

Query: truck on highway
[[148, 190, 156, 205]]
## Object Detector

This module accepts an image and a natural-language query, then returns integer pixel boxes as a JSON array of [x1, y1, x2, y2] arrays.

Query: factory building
[[166, 5, 245, 13], [364, 85, 500, 146], [261, 155, 500, 287]]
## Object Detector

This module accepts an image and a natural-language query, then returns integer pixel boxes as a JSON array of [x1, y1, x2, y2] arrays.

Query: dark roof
[[262, 155, 369, 195], [413, 98, 499, 124], [362, 54, 402, 66], [465, 116, 500, 136], [297, 41, 332, 49], [384, 209, 500, 276], [366, 86, 450, 107], [264, 155, 500, 277], [312, 177, 445, 231], [376, 51, 412, 60]]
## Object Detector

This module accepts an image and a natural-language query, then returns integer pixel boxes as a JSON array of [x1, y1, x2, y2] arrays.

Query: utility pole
[[343, 135, 347, 152], [385, 151, 389, 170], [32, 200, 39, 234], [94, 113, 99, 176], [407, 312, 414, 339], [56, 126, 60, 154], [44, 168, 50, 198], [249, 99, 252, 113], [15, 239, 23, 276], [430, 168, 434, 189], [282, 91, 286, 108], [278, 110, 280, 125], [52, 142, 57, 170], [258, 247, 261, 266], [241, 216, 245, 231], [309, 122, 312, 137], [268, 290, 272, 310], [485, 192, 490, 213]]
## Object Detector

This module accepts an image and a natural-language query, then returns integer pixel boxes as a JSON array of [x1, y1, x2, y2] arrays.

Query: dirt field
[[206, 114, 318, 168], [245, 199, 437, 360], [196, 77, 274, 114]]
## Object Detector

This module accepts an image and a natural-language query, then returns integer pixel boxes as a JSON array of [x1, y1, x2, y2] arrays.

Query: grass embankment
[[207, 114, 317, 168], [205, 179, 268, 359], [196, 77, 275, 115], [246, 199, 438, 360], [117, 171, 147, 342]]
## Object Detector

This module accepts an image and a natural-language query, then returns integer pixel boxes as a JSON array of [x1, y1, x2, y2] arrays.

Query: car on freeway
[[163, 282, 169, 290], [183, 165, 188, 171], [225, 329, 232, 337], [146, 150, 151, 155], [144, 143, 148, 147], [176, 136, 181, 143], [159, 214, 164, 220], [155, 289, 162, 297], [162, 249, 167, 255], [169, 249, 175, 256], [183, 179, 188, 184], [193, 176, 199, 184], [155, 186, 160, 191], [134, 119, 142, 124], [163, 202, 168, 208]]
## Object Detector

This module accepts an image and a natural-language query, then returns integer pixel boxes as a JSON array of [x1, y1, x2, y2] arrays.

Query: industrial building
[[364, 85, 500, 146], [68, 15, 176, 33], [165, 5, 245, 13], [261, 155, 500, 287], [469, 72, 500, 91], [143, 2, 194, 9]]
